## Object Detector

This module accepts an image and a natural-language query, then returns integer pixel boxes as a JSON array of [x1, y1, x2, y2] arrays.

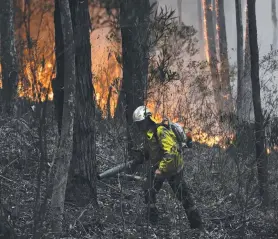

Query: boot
[[186, 208, 209, 238], [146, 204, 159, 224], [186, 207, 203, 229]]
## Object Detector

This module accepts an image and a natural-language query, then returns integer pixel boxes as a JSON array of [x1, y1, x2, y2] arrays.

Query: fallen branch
[[119, 173, 146, 181], [0, 159, 19, 174], [0, 174, 17, 183], [72, 208, 88, 228]]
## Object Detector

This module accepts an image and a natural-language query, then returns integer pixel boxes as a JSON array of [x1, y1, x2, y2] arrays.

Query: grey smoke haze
[[156, 0, 278, 113], [157, 0, 273, 63]]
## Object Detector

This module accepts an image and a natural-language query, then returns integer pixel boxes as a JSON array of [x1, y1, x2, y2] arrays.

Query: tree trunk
[[216, 0, 233, 123], [241, 3, 254, 122], [69, 0, 97, 206], [197, 0, 204, 59], [106, 85, 112, 120], [177, 0, 182, 25], [212, 0, 218, 51], [115, 0, 150, 123], [203, 0, 222, 116], [149, 0, 158, 53], [50, 0, 76, 235], [52, 0, 65, 136], [272, 0, 277, 50], [247, 0, 268, 206], [115, 0, 150, 152], [0, 0, 18, 115], [235, 0, 255, 162], [235, 0, 244, 120]]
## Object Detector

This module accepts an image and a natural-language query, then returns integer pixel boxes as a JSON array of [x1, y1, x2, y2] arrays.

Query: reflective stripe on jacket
[[145, 125, 184, 174]]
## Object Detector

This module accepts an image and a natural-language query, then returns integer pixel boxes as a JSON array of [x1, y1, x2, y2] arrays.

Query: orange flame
[[0, 2, 238, 149]]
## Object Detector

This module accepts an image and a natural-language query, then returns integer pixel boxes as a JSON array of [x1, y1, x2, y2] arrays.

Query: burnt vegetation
[[0, 0, 278, 238]]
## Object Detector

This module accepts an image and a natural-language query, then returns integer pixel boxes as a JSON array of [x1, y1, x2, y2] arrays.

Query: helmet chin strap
[[147, 117, 157, 130]]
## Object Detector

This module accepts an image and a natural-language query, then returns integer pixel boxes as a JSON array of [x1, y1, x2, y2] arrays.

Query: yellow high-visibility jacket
[[145, 125, 184, 174]]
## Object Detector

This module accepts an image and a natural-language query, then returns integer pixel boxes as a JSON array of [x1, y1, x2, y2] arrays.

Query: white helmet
[[133, 106, 152, 122]]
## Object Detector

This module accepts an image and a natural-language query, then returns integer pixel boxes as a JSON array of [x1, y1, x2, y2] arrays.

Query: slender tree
[[177, 0, 182, 25], [234, 0, 255, 166], [272, 0, 277, 50], [197, 0, 204, 59], [235, 0, 244, 121], [51, 0, 76, 234], [203, 0, 222, 116], [247, 0, 268, 206], [149, 0, 158, 54], [212, 0, 218, 50], [0, 0, 18, 115], [69, 0, 97, 205], [242, 3, 254, 122], [52, 0, 65, 135], [216, 0, 233, 122]]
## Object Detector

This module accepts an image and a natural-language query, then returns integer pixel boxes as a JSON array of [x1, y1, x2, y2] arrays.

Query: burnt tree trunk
[[69, 0, 97, 206], [216, 0, 233, 123], [203, 0, 222, 116], [235, 0, 254, 155], [247, 0, 268, 206], [52, 0, 65, 136], [235, 0, 244, 120], [149, 0, 158, 54], [50, 0, 76, 234], [115, 0, 150, 151], [235, 1, 255, 160], [0, 0, 18, 115], [106, 85, 112, 120], [115, 0, 150, 123]]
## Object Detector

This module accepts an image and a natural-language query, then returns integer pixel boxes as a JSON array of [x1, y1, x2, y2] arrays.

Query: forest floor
[[0, 113, 278, 239]]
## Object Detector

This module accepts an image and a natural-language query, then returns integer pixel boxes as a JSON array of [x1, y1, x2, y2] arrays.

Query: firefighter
[[132, 106, 208, 235]]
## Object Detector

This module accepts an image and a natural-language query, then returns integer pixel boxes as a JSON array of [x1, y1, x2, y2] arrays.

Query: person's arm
[[128, 145, 150, 173]]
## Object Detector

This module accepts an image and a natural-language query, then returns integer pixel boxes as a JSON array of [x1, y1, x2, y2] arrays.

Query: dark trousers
[[143, 168, 203, 229]]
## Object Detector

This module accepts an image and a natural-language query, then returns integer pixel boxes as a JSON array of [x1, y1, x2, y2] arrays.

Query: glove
[[186, 131, 193, 148]]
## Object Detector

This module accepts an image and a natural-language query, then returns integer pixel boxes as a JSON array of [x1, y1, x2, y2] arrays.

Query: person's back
[[145, 124, 184, 175]]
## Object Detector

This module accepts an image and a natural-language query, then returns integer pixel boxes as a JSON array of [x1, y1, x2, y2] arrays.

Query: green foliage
[[148, 8, 198, 89]]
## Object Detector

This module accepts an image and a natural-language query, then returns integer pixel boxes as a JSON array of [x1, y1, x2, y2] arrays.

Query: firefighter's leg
[[143, 169, 164, 222], [168, 171, 203, 229], [143, 168, 164, 205]]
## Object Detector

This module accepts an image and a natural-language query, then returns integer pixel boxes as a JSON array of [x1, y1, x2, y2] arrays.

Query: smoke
[[157, 0, 278, 113], [158, 0, 274, 64]]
